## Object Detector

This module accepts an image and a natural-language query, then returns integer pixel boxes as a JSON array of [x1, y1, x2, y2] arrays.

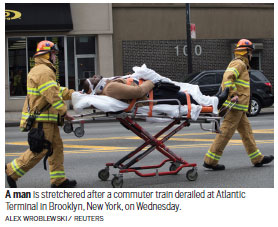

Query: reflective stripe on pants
[[6, 122, 66, 186], [204, 109, 263, 166]]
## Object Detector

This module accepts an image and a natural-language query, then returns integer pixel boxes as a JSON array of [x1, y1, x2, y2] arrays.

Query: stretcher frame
[[64, 99, 235, 188]]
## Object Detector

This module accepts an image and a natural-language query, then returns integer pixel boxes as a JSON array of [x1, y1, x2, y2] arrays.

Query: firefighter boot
[[51, 179, 77, 188], [203, 162, 225, 171], [254, 155, 274, 167], [216, 87, 229, 109], [5, 164, 17, 188]]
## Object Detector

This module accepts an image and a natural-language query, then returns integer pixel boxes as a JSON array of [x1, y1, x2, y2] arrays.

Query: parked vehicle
[[185, 70, 274, 116]]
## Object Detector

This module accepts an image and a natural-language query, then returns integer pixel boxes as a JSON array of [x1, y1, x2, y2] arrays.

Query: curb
[[5, 122, 20, 127]]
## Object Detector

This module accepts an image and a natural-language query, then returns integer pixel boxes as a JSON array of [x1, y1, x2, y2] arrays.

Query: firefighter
[[5, 40, 77, 187], [203, 39, 274, 170]]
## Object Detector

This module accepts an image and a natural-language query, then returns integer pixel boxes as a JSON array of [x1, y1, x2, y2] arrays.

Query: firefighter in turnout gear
[[5, 40, 77, 188], [203, 39, 274, 170]]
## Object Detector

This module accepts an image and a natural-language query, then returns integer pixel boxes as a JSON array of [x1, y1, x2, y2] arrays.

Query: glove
[[64, 112, 75, 121], [231, 95, 239, 103]]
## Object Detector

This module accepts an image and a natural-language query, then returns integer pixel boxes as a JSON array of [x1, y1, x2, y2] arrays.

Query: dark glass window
[[47, 37, 65, 86], [8, 37, 27, 97], [198, 74, 216, 85], [27, 37, 44, 72], [77, 58, 95, 90], [8, 35, 96, 96], [216, 72, 224, 84], [76, 36, 95, 55], [185, 72, 200, 83], [67, 37, 75, 90], [250, 71, 268, 82], [250, 56, 260, 70]]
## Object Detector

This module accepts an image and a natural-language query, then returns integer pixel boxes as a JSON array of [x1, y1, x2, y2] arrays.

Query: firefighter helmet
[[34, 40, 59, 57], [234, 39, 254, 51]]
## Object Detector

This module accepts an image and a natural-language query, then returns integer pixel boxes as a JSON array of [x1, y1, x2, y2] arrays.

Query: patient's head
[[83, 75, 103, 94]]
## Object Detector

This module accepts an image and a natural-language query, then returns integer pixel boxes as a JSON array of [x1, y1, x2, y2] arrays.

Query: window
[[47, 37, 65, 86], [26, 37, 44, 71], [250, 70, 268, 82], [75, 36, 96, 90], [67, 37, 75, 90], [8, 36, 65, 97], [7, 35, 96, 97], [216, 72, 224, 84], [76, 36, 96, 55], [250, 54, 260, 70], [198, 74, 216, 85], [8, 37, 27, 97]]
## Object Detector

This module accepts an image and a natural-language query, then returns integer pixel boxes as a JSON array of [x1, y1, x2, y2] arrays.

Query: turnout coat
[[20, 57, 74, 129]]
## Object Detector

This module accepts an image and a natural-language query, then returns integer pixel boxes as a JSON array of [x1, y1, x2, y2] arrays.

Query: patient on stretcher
[[82, 64, 229, 114]]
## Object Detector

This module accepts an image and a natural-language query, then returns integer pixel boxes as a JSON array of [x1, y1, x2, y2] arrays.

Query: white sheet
[[131, 64, 219, 114], [72, 92, 203, 121]]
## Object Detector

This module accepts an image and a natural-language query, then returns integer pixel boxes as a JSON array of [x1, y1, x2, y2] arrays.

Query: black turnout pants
[[153, 87, 198, 105]]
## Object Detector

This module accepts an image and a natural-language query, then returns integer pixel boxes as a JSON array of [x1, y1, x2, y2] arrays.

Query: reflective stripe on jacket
[[20, 57, 74, 128], [221, 56, 250, 112]]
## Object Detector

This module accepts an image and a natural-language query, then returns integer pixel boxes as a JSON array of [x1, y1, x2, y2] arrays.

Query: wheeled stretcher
[[66, 94, 236, 188]]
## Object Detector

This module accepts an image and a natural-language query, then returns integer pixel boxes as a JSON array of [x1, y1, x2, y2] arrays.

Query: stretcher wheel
[[63, 122, 73, 133], [186, 168, 198, 181], [111, 176, 123, 188], [98, 169, 110, 181], [74, 127, 85, 137], [169, 162, 180, 172]]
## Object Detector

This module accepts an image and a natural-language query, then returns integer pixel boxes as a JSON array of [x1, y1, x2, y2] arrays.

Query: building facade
[[5, 3, 114, 111], [113, 3, 274, 82], [5, 3, 274, 111]]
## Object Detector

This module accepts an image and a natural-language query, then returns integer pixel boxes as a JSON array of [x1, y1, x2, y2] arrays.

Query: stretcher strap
[[124, 78, 137, 112], [124, 78, 154, 117], [184, 91, 213, 115], [201, 106, 213, 113], [184, 92, 191, 119]]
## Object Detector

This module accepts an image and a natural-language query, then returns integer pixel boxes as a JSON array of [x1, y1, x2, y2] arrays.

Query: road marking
[[63, 136, 136, 142], [5, 140, 273, 156], [5, 128, 273, 156], [252, 129, 274, 134]]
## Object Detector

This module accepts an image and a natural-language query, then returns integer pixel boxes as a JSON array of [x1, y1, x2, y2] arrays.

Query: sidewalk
[[5, 106, 274, 127]]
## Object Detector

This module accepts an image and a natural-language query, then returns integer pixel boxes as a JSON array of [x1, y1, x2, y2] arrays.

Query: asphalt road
[[5, 112, 274, 188]]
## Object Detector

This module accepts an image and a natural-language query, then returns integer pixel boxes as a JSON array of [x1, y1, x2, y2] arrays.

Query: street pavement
[[5, 109, 274, 188]]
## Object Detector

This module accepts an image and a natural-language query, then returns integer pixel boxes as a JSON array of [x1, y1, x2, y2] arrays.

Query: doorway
[[75, 56, 96, 90]]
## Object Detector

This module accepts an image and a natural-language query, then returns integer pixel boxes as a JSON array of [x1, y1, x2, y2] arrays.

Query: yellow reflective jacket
[[20, 57, 74, 129], [221, 55, 250, 112]]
